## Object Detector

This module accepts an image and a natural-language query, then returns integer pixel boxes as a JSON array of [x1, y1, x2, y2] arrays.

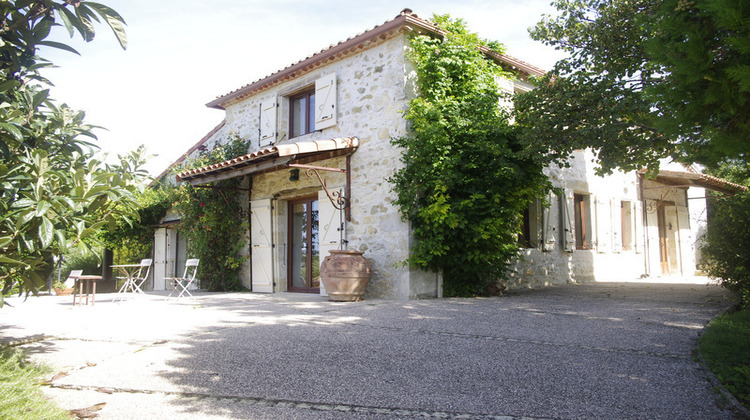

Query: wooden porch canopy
[[176, 137, 359, 185], [641, 169, 747, 196]]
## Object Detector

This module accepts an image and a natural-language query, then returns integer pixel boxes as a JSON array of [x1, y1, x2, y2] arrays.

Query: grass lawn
[[0, 348, 69, 420], [699, 309, 750, 411]]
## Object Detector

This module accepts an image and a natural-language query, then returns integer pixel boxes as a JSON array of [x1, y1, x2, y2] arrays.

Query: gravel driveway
[[0, 281, 741, 419]]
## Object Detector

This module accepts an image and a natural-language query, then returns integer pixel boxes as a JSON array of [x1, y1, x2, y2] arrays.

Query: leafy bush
[[60, 248, 102, 277], [702, 191, 750, 308], [390, 15, 549, 296]]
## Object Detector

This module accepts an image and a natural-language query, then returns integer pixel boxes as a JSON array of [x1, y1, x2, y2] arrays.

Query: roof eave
[[205, 12, 545, 110], [641, 169, 748, 196]]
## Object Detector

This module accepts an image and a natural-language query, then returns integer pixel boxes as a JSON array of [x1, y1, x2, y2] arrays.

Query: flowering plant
[[172, 135, 250, 291]]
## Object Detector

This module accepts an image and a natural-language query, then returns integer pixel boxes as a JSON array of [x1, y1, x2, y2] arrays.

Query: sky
[[41, 0, 568, 176]]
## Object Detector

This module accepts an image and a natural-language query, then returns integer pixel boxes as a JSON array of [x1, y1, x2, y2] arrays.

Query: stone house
[[157, 9, 745, 298]]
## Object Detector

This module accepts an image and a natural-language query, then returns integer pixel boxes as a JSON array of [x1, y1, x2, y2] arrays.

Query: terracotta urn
[[320, 250, 372, 301]]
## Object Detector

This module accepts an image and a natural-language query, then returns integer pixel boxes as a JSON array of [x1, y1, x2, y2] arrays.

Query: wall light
[[289, 168, 300, 182]]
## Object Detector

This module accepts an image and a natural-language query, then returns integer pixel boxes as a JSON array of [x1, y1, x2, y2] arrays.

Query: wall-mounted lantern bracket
[[287, 163, 348, 211]]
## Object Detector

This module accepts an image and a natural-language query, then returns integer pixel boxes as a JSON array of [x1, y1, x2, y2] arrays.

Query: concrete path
[[0, 282, 741, 419]]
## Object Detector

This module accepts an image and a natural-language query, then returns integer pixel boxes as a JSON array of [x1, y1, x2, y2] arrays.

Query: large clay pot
[[320, 250, 372, 301]]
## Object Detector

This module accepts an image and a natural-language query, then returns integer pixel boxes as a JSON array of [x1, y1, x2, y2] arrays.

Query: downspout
[[638, 172, 650, 277]]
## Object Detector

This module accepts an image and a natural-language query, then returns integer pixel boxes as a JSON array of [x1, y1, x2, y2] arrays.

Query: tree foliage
[[171, 136, 249, 292], [702, 190, 750, 308], [0, 1, 146, 301], [390, 15, 549, 296], [515, 0, 750, 174], [702, 163, 750, 308]]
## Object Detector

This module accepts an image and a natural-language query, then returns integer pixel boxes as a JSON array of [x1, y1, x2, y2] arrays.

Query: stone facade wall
[[191, 34, 436, 299], [509, 149, 651, 287]]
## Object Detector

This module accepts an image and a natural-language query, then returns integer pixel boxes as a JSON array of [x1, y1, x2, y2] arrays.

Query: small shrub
[[699, 310, 750, 410]]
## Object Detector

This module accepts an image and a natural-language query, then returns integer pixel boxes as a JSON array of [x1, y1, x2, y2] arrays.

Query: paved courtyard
[[0, 281, 742, 419]]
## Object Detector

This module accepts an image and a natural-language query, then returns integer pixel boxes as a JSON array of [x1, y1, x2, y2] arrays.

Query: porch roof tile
[[176, 137, 359, 185], [643, 169, 747, 196]]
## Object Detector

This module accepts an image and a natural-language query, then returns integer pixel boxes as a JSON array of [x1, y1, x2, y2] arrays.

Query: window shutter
[[318, 190, 342, 297], [634, 200, 643, 253], [542, 192, 557, 252], [259, 100, 277, 147], [595, 196, 611, 253], [561, 190, 576, 252], [315, 73, 337, 130], [644, 199, 660, 275], [250, 199, 274, 293], [676, 206, 694, 275], [612, 199, 623, 253]]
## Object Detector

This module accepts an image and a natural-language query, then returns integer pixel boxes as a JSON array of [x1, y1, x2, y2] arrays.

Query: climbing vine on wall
[[172, 135, 250, 291], [390, 15, 549, 296]]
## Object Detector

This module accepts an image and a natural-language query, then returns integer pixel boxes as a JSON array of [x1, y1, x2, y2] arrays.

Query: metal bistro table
[[69, 274, 102, 306], [111, 262, 150, 301]]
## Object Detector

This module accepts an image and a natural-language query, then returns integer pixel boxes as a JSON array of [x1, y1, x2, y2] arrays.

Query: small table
[[70, 275, 102, 306], [111, 264, 146, 301]]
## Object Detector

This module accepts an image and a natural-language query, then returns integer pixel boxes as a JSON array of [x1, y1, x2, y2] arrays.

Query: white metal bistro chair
[[112, 259, 152, 301], [65, 270, 83, 289], [165, 259, 200, 299]]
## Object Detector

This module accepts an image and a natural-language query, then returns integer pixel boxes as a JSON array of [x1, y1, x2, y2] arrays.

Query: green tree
[[390, 15, 549, 296], [515, 0, 750, 175], [0, 1, 147, 301]]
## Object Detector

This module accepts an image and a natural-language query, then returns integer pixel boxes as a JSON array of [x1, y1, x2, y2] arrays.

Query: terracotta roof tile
[[176, 137, 359, 181]]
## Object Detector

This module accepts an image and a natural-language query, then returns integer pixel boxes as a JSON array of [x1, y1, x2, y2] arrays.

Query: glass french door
[[288, 197, 320, 292]]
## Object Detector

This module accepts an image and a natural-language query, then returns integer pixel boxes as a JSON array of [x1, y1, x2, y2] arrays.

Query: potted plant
[[52, 280, 74, 296]]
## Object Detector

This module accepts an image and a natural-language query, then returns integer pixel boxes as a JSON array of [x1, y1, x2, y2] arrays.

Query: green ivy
[[172, 135, 250, 292], [390, 15, 549, 296]]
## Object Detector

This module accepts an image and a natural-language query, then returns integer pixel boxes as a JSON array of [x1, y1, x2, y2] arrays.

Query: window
[[519, 206, 532, 248], [574, 193, 592, 250], [290, 89, 315, 138], [519, 200, 541, 248]]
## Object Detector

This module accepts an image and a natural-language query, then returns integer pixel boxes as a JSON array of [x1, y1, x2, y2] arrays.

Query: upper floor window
[[290, 90, 315, 138]]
